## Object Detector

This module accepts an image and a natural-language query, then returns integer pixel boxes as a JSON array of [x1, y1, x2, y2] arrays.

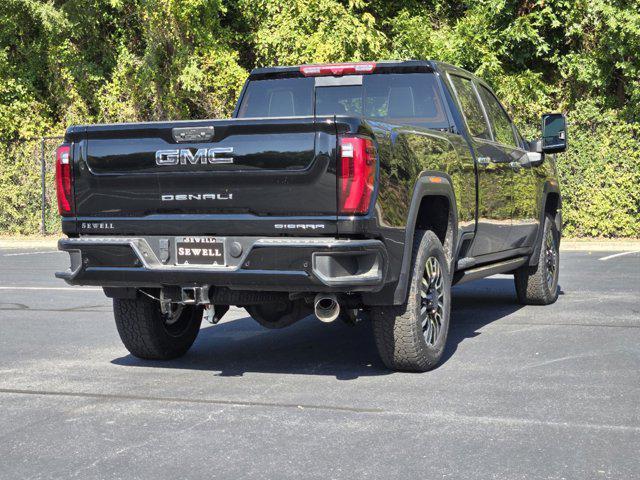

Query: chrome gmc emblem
[[155, 147, 233, 166]]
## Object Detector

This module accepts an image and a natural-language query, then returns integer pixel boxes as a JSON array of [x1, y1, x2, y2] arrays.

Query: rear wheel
[[371, 230, 451, 372], [514, 214, 560, 305], [113, 295, 202, 360]]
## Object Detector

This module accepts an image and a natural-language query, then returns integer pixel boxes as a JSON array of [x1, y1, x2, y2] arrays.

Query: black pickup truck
[[55, 60, 567, 372]]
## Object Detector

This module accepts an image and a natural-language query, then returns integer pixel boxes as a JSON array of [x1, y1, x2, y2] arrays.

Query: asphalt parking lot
[[0, 246, 638, 479]]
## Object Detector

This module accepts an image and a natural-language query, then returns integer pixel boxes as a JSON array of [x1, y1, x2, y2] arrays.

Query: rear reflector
[[300, 62, 376, 77], [338, 137, 376, 215], [55, 145, 74, 216]]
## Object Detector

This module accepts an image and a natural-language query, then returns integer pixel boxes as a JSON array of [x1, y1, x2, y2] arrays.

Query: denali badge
[[156, 147, 233, 166], [162, 193, 233, 201]]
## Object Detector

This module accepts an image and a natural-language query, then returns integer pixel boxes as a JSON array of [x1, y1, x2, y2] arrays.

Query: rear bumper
[[56, 236, 388, 292]]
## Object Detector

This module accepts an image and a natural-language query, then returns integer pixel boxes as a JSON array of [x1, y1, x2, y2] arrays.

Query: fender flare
[[392, 172, 459, 304], [529, 180, 562, 266]]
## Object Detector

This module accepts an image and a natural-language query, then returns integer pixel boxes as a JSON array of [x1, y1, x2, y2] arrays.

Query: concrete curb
[[560, 240, 640, 252]]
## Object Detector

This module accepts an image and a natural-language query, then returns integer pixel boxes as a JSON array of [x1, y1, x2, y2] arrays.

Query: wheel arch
[[392, 173, 459, 305], [529, 181, 562, 266]]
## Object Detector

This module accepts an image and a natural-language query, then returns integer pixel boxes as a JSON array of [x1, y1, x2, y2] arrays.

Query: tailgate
[[71, 117, 338, 235]]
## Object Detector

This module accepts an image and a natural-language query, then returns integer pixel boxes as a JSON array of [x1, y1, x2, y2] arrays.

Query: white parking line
[[0, 286, 102, 291], [2, 251, 61, 257], [598, 250, 640, 261]]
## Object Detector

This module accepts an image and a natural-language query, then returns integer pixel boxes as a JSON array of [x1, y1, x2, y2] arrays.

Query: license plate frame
[[174, 236, 225, 266]]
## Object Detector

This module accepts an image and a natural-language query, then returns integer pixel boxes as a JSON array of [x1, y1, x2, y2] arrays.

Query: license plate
[[175, 237, 225, 266]]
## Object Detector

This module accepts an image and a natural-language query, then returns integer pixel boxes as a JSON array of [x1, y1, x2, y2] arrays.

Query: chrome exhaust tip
[[314, 294, 340, 323]]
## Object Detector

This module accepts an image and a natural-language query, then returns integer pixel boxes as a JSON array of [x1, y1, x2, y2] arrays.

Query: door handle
[[477, 156, 492, 166], [509, 161, 522, 171]]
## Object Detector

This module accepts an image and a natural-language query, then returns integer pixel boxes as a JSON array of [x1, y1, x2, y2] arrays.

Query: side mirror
[[541, 113, 567, 154]]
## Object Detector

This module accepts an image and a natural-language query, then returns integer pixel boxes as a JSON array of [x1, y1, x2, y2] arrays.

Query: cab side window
[[477, 85, 517, 148], [449, 75, 491, 140]]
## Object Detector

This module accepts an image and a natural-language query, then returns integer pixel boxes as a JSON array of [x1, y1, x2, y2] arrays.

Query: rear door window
[[449, 75, 491, 140]]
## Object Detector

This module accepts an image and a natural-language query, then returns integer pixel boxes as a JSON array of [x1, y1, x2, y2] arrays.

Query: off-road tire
[[371, 230, 452, 372], [113, 295, 202, 360], [514, 214, 560, 305]]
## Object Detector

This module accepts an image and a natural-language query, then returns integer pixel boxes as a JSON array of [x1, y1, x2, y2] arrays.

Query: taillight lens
[[55, 145, 74, 216], [338, 137, 377, 215]]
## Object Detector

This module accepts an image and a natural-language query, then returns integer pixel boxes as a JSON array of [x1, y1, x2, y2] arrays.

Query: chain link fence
[[0, 136, 64, 235]]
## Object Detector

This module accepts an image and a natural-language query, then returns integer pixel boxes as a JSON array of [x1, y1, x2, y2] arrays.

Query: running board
[[453, 256, 528, 285], [456, 257, 476, 270]]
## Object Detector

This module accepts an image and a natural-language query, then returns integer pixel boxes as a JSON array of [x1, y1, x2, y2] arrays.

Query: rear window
[[237, 77, 315, 117], [237, 73, 449, 129]]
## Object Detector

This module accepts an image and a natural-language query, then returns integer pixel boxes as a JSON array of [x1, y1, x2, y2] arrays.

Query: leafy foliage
[[0, 0, 638, 235]]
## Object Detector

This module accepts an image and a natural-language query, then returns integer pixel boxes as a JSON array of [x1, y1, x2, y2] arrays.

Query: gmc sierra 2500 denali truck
[[55, 60, 567, 372]]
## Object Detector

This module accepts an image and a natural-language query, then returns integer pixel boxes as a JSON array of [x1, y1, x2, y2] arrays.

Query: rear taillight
[[338, 137, 377, 215], [300, 62, 376, 77], [55, 145, 74, 216]]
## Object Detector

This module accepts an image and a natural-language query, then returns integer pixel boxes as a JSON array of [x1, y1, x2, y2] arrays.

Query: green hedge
[[558, 104, 640, 237], [2, 113, 637, 238], [1, 0, 638, 236], [0, 139, 60, 235]]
